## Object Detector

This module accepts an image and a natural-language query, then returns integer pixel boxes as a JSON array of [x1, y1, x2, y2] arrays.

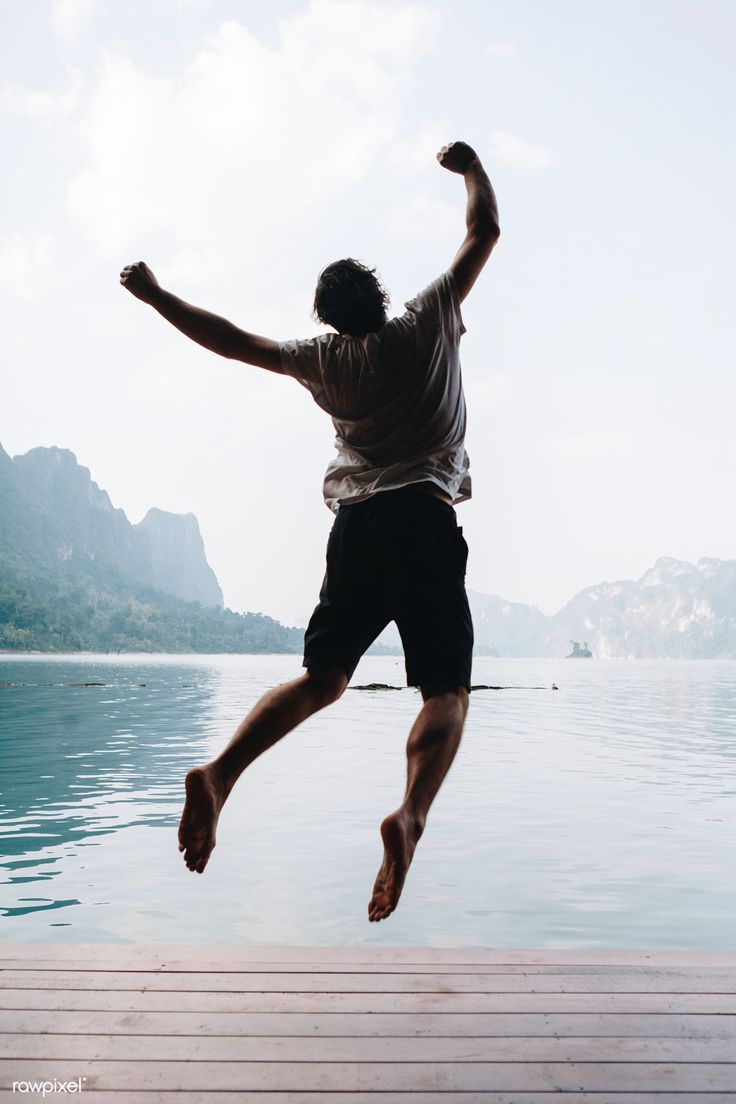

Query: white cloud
[[67, 2, 439, 264], [547, 427, 639, 462], [386, 194, 457, 242], [485, 42, 516, 58], [387, 123, 450, 173], [0, 68, 83, 119], [0, 230, 55, 299], [280, 0, 438, 64], [51, 0, 97, 47], [487, 130, 556, 171], [465, 371, 514, 410]]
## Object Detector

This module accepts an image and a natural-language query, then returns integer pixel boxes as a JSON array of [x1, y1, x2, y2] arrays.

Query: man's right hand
[[120, 261, 160, 304], [436, 141, 480, 175]]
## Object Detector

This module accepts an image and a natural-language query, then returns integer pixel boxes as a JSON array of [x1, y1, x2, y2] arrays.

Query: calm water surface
[[0, 654, 734, 947]]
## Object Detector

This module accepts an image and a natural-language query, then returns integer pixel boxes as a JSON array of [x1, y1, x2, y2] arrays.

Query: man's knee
[[304, 665, 349, 708], [420, 684, 469, 715]]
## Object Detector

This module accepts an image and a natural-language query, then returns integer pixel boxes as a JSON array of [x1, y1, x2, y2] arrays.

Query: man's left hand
[[120, 261, 160, 303]]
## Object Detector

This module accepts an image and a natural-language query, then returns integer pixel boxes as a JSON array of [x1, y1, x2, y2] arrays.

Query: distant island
[[2, 443, 736, 658]]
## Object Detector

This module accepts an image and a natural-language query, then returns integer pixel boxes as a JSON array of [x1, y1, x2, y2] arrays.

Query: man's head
[[313, 259, 389, 338]]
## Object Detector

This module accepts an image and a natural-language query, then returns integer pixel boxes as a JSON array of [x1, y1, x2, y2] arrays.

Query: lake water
[[0, 654, 734, 947]]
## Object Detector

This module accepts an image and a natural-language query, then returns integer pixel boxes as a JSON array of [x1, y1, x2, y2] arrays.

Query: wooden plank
[[2, 1058, 736, 1091], [2, 987, 734, 1013], [4, 969, 736, 993], [2, 1008, 734, 1038], [6, 1094, 736, 1104], [1, 944, 734, 967], [4, 1095, 735, 1104], [2, 946, 733, 1101], [3, 1094, 736, 1104], [3, 957, 736, 976], [1, 1031, 735, 1063]]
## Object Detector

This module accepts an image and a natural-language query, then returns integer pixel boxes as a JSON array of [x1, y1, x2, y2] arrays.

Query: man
[[120, 140, 499, 921]]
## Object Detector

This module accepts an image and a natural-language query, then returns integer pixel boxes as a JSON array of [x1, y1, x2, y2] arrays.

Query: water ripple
[[0, 654, 734, 945]]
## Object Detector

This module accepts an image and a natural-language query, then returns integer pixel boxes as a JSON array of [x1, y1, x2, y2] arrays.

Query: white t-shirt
[[279, 270, 471, 513]]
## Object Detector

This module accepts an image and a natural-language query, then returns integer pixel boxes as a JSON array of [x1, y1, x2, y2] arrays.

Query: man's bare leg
[[368, 686, 469, 921], [178, 666, 348, 872]]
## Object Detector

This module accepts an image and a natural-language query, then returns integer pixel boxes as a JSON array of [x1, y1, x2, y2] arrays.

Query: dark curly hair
[[313, 258, 390, 338]]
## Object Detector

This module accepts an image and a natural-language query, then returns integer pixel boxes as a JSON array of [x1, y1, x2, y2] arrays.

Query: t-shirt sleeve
[[403, 270, 466, 339], [278, 335, 327, 396]]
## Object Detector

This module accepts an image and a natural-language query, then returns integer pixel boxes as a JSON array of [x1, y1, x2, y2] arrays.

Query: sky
[[2, 0, 735, 626]]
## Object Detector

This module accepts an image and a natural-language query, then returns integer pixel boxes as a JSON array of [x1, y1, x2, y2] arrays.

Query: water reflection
[[0, 663, 217, 854], [0, 658, 226, 921], [0, 655, 735, 946]]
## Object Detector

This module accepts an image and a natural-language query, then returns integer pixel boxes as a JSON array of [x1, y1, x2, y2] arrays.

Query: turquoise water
[[0, 654, 734, 947]]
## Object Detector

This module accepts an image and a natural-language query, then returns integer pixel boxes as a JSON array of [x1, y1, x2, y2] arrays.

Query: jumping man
[[120, 140, 500, 921]]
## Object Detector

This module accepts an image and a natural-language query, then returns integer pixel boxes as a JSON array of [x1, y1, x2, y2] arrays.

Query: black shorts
[[303, 486, 473, 690]]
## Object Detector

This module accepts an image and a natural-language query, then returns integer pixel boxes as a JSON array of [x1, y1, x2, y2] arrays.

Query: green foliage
[[0, 561, 303, 654]]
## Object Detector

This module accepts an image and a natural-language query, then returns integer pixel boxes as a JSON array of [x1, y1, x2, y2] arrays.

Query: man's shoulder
[[390, 271, 464, 340], [279, 331, 337, 356], [400, 271, 458, 318], [279, 331, 341, 376]]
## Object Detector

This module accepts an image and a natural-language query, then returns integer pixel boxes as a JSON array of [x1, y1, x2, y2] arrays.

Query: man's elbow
[[486, 220, 501, 244], [469, 219, 500, 246]]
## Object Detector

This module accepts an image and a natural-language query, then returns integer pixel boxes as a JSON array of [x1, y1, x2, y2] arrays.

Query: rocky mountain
[[470, 557, 736, 659], [1, 444, 222, 608], [135, 507, 222, 608], [468, 591, 549, 658], [3, 443, 734, 658], [0, 443, 303, 654]]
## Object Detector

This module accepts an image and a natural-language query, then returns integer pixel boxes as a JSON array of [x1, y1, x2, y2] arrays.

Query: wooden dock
[[1, 945, 735, 1100]]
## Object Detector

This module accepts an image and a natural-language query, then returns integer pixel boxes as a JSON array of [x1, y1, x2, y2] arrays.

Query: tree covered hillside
[[0, 444, 302, 654]]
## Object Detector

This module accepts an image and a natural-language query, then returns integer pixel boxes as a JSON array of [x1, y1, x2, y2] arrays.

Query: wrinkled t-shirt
[[279, 270, 470, 514]]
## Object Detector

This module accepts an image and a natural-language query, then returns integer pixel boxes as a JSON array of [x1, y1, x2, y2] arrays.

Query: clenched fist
[[120, 261, 160, 303], [436, 141, 480, 175]]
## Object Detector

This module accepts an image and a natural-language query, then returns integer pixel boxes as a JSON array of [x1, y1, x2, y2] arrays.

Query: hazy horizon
[[5, 435, 731, 628], [3, 0, 735, 624]]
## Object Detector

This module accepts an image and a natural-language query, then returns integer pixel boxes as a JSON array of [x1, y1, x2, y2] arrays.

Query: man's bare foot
[[178, 764, 227, 873], [368, 807, 424, 922]]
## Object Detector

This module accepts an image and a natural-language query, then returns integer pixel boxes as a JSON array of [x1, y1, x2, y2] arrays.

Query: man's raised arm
[[119, 262, 283, 373], [437, 141, 500, 303]]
